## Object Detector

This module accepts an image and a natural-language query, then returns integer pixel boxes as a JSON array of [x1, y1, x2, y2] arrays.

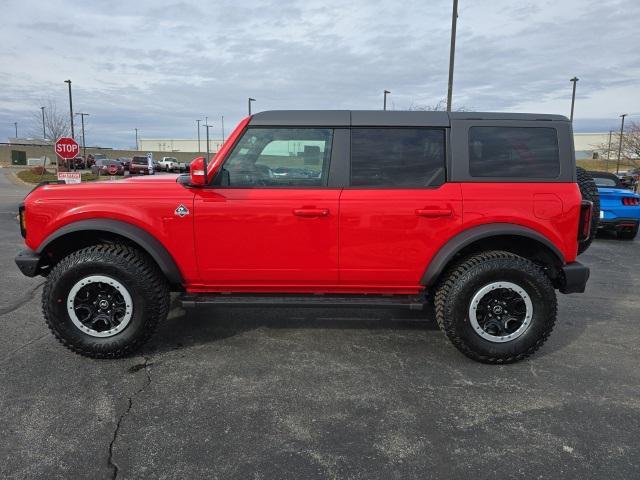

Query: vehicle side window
[[219, 128, 333, 187], [469, 127, 560, 178], [350, 128, 446, 187]]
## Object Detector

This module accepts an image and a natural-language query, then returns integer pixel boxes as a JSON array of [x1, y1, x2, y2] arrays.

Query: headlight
[[18, 203, 26, 238]]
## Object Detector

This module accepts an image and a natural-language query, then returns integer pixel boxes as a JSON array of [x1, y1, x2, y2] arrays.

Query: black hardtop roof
[[249, 110, 569, 127]]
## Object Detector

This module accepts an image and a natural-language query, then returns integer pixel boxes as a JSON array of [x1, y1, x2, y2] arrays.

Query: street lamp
[[605, 130, 612, 171], [203, 122, 213, 181], [13, 122, 17, 138], [569, 77, 579, 122], [64, 80, 75, 139], [616, 114, 628, 174], [248, 97, 256, 115], [134, 128, 139, 150], [40, 107, 46, 139], [75, 112, 89, 168], [446, 0, 459, 112], [221, 115, 225, 144], [383, 90, 390, 110], [196, 119, 201, 153]]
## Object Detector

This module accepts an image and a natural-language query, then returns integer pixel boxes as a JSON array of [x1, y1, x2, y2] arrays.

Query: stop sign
[[55, 137, 80, 159]]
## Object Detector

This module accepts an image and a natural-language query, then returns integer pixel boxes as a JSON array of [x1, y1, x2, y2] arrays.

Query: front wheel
[[42, 244, 170, 358], [434, 251, 557, 364]]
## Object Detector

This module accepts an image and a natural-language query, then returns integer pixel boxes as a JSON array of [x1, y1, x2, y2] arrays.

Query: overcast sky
[[1, 0, 639, 147]]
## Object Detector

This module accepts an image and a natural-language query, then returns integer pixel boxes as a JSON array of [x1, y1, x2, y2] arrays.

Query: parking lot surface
[[0, 167, 638, 479]]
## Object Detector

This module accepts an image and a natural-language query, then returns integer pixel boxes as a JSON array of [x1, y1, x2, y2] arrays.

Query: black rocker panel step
[[180, 293, 426, 310]]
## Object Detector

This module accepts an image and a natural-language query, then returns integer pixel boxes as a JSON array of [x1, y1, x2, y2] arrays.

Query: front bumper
[[15, 249, 41, 277], [559, 261, 590, 294]]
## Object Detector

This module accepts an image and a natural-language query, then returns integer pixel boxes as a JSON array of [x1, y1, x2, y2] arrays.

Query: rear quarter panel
[[461, 182, 581, 262]]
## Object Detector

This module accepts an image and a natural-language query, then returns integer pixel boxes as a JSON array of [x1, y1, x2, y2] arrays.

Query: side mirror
[[189, 157, 206, 186], [189, 154, 225, 186]]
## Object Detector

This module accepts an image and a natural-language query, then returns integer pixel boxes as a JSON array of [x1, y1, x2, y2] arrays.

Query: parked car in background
[[158, 157, 179, 172], [129, 156, 155, 175], [87, 153, 107, 168], [91, 159, 125, 176], [589, 171, 640, 240], [117, 157, 132, 170], [71, 156, 86, 169], [180, 160, 191, 172]]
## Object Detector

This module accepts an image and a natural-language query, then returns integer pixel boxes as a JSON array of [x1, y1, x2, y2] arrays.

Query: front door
[[339, 127, 462, 290], [193, 127, 340, 291]]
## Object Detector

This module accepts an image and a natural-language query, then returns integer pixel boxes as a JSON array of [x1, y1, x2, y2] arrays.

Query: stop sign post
[[55, 137, 80, 172]]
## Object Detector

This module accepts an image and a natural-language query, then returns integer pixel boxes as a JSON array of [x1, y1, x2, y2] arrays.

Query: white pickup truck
[[158, 156, 179, 172]]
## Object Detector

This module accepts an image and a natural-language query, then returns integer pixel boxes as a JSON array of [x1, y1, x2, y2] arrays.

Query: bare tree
[[30, 99, 70, 141], [408, 98, 469, 112], [592, 122, 640, 170]]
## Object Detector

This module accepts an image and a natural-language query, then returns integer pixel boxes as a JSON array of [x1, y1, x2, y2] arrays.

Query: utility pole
[[13, 122, 17, 138], [41, 107, 46, 139], [64, 80, 75, 139], [204, 122, 213, 183], [221, 115, 225, 144], [446, 0, 459, 112], [248, 97, 256, 115], [605, 130, 612, 171], [75, 113, 89, 168], [196, 119, 201, 153], [569, 77, 579, 122], [616, 114, 627, 174], [134, 128, 139, 150], [383, 90, 390, 110]]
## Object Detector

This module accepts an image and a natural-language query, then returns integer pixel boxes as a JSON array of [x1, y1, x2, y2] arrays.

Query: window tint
[[350, 128, 446, 187], [220, 128, 333, 187], [469, 127, 560, 178]]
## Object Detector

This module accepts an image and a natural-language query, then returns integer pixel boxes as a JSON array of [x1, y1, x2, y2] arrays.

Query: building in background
[[138, 139, 224, 154], [574, 133, 611, 160]]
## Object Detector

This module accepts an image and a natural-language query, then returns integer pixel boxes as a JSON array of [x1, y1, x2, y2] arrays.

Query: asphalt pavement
[[0, 167, 638, 479]]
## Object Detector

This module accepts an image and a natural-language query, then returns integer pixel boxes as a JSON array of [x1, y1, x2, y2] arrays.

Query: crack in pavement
[[0, 281, 45, 316], [0, 333, 49, 364], [108, 356, 153, 480]]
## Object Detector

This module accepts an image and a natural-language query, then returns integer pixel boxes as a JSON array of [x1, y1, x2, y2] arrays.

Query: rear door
[[193, 127, 341, 289], [339, 127, 463, 290]]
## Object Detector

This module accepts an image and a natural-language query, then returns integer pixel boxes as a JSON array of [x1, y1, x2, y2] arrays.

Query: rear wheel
[[434, 251, 556, 364], [618, 224, 639, 240], [576, 167, 600, 254], [42, 244, 169, 358]]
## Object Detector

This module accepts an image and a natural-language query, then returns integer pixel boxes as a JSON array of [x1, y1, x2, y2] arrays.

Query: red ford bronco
[[15, 111, 598, 363]]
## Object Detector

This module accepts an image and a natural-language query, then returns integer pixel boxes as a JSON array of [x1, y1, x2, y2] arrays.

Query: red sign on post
[[55, 137, 79, 160]]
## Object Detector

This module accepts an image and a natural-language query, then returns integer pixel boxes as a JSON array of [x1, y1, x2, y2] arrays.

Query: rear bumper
[[559, 261, 590, 294], [598, 218, 639, 232], [15, 249, 41, 277]]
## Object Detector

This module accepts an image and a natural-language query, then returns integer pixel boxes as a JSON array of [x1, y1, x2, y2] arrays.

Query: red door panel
[[193, 189, 340, 290], [339, 184, 463, 288]]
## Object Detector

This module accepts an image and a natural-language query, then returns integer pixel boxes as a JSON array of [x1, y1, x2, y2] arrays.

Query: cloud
[[1, 0, 639, 146]]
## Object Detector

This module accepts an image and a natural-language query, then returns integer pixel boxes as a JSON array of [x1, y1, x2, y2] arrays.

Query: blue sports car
[[589, 171, 640, 240]]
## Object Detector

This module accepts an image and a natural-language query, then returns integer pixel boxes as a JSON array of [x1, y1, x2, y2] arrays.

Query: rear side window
[[350, 128, 446, 187], [469, 127, 559, 178]]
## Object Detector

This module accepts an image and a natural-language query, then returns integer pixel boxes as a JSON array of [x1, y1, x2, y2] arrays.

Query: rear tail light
[[18, 203, 26, 238], [622, 197, 640, 206], [578, 200, 593, 241]]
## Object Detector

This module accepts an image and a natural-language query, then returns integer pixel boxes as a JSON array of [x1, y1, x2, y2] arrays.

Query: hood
[[121, 173, 181, 183]]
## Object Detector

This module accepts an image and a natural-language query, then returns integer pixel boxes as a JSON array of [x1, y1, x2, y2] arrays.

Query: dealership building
[[137, 139, 224, 154]]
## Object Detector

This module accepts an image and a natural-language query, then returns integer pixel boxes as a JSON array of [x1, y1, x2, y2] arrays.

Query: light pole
[[616, 114, 627, 174], [221, 115, 225, 144], [383, 90, 390, 110], [75, 113, 89, 168], [196, 119, 201, 153], [41, 107, 46, 139], [569, 77, 579, 122], [248, 97, 256, 115], [64, 80, 75, 139], [446, 0, 459, 112], [134, 128, 139, 150], [13, 122, 17, 138], [605, 130, 612, 171]]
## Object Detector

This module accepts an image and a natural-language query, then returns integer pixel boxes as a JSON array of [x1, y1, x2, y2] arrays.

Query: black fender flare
[[37, 219, 184, 287], [420, 223, 565, 286]]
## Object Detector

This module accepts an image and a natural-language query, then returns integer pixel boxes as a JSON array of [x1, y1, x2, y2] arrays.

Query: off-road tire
[[42, 243, 170, 358], [576, 167, 600, 254], [434, 251, 557, 364]]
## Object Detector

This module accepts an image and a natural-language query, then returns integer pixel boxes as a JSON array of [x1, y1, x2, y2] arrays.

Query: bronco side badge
[[175, 204, 189, 217]]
